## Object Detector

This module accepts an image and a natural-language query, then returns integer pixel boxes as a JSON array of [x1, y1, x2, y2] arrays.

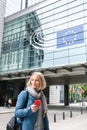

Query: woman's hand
[[31, 104, 40, 112]]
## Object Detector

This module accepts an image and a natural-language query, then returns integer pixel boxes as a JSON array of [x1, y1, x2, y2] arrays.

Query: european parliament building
[[0, 0, 87, 106]]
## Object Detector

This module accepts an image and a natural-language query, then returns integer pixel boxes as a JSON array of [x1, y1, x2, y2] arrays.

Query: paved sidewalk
[[49, 114, 87, 130], [0, 107, 14, 114], [0, 105, 87, 130], [48, 104, 87, 130]]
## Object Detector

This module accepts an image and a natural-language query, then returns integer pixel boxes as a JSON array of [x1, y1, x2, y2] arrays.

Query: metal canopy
[[0, 63, 87, 85]]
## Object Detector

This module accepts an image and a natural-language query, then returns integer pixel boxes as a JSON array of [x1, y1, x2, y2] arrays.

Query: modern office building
[[0, 0, 87, 106]]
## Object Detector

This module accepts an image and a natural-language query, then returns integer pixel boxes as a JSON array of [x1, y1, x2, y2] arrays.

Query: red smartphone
[[34, 99, 41, 106]]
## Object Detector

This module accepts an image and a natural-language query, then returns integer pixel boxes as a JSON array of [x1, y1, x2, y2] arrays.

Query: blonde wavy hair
[[27, 72, 46, 90]]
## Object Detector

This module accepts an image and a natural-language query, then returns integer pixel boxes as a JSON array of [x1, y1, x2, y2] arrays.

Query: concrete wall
[[49, 85, 64, 104]]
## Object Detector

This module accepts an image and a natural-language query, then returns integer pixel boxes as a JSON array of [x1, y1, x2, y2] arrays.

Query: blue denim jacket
[[15, 90, 49, 130]]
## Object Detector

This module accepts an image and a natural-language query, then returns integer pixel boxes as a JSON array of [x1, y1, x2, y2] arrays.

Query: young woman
[[15, 72, 50, 130]]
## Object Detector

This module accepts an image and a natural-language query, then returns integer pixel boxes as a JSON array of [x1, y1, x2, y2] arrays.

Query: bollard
[[81, 107, 83, 114], [70, 110, 72, 118], [54, 114, 56, 122], [63, 112, 65, 120], [86, 107, 87, 113]]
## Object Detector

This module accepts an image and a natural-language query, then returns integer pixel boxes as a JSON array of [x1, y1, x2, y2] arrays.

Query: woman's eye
[[36, 80, 39, 82]]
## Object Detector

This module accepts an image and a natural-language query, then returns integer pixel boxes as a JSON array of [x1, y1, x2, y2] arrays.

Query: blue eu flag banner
[[57, 25, 84, 48]]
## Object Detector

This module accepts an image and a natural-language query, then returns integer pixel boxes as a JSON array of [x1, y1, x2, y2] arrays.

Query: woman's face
[[30, 75, 40, 90]]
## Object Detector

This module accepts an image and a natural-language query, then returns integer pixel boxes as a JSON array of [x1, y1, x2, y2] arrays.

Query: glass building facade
[[0, 12, 44, 72], [1, 0, 87, 73], [0, 0, 87, 106], [5, 0, 45, 17]]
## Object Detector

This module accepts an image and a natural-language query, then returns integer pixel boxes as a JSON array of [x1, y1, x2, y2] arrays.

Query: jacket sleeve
[[44, 114, 50, 130], [15, 90, 33, 118]]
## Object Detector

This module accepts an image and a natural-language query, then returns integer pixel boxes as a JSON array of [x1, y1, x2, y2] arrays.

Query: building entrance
[[0, 79, 25, 106]]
